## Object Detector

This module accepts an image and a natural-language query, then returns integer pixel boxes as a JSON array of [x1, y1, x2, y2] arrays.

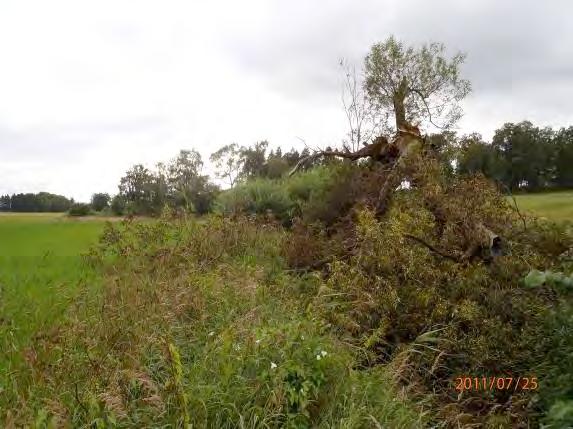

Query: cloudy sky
[[1, 0, 572, 201]]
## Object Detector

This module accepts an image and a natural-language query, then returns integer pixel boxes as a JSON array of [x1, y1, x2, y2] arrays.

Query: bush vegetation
[[68, 203, 91, 217]]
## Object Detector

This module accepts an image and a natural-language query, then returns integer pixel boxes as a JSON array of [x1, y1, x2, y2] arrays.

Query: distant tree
[[110, 194, 126, 215], [283, 148, 301, 167], [457, 133, 505, 182], [210, 143, 243, 187], [491, 121, 554, 190], [118, 164, 157, 215], [552, 127, 573, 188], [91, 193, 111, 211], [265, 157, 290, 179], [365, 36, 471, 131], [7, 192, 72, 212], [168, 149, 206, 210], [0, 195, 10, 211], [240, 141, 269, 179]]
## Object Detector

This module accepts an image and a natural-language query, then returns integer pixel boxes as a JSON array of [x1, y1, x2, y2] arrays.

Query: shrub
[[215, 165, 345, 225], [215, 179, 295, 223], [68, 203, 90, 216]]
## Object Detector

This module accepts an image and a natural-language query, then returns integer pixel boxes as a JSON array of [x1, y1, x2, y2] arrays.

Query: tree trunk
[[393, 77, 409, 130]]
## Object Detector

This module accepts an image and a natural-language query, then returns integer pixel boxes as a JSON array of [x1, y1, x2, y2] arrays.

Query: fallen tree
[[289, 121, 504, 264]]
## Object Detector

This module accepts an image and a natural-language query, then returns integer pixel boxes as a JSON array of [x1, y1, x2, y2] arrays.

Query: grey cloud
[[225, 0, 573, 115], [0, 117, 166, 163]]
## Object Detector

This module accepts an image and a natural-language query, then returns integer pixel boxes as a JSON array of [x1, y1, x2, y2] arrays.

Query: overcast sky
[[1, 0, 572, 201]]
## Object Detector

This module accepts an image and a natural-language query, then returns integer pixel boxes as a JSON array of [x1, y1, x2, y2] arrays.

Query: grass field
[[512, 190, 573, 222], [0, 213, 108, 381]]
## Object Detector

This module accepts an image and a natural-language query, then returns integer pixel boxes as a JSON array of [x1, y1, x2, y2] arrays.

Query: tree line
[[2, 119, 571, 215], [109, 143, 322, 216], [457, 121, 573, 191], [0, 192, 73, 212]]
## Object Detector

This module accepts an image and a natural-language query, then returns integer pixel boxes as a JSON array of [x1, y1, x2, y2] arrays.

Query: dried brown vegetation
[[283, 125, 573, 427]]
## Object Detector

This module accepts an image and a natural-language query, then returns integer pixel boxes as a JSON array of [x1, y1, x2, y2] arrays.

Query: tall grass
[[1, 215, 424, 427]]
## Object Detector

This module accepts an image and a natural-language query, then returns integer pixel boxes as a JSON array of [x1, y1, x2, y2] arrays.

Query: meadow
[[512, 190, 573, 222], [0, 214, 107, 385]]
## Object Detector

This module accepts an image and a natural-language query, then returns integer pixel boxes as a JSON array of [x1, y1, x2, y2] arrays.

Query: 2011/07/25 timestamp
[[454, 376, 538, 392]]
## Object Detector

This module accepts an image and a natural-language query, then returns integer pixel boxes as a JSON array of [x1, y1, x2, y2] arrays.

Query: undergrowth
[[1, 214, 423, 428]]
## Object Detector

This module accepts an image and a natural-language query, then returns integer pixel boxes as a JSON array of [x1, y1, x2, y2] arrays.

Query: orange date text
[[454, 376, 538, 392]]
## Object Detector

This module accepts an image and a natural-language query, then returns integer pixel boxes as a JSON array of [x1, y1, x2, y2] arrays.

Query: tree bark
[[393, 77, 409, 130]]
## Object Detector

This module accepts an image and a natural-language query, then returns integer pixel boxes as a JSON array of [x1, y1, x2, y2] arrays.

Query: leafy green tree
[[210, 143, 243, 187], [553, 127, 573, 188], [91, 193, 111, 211], [118, 164, 158, 215], [364, 36, 471, 131], [240, 141, 269, 179], [168, 150, 206, 210], [457, 133, 506, 182], [110, 194, 126, 215], [491, 121, 554, 190], [283, 148, 301, 167]]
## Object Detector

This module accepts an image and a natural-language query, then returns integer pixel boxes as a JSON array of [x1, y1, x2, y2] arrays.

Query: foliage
[[210, 143, 243, 187], [457, 122, 573, 192], [215, 165, 343, 224], [118, 164, 158, 215], [0, 192, 73, 212], [524, 269, 573, 291], [117, 150, 219, 216], [90, 193, 111, 212], [365, 35, 471, 131], [68, 203, 91, 216], [535, 302, 573, 428], [284, 162, 573, 426], [110, 194, 126, 215], [215, 178, 295, 224]]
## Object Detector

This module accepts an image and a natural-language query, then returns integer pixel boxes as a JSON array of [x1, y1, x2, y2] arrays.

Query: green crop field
[[512, 190, 573, 222], [0, 213, 109, 380]]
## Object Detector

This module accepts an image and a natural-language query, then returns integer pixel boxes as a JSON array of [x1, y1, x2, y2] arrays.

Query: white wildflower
[[321, 350, 328, 357], [208, 331, 215, 337], [255, 339, 261, 344], [316, 354, 321, 360], [271, 362, 277, 369]]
